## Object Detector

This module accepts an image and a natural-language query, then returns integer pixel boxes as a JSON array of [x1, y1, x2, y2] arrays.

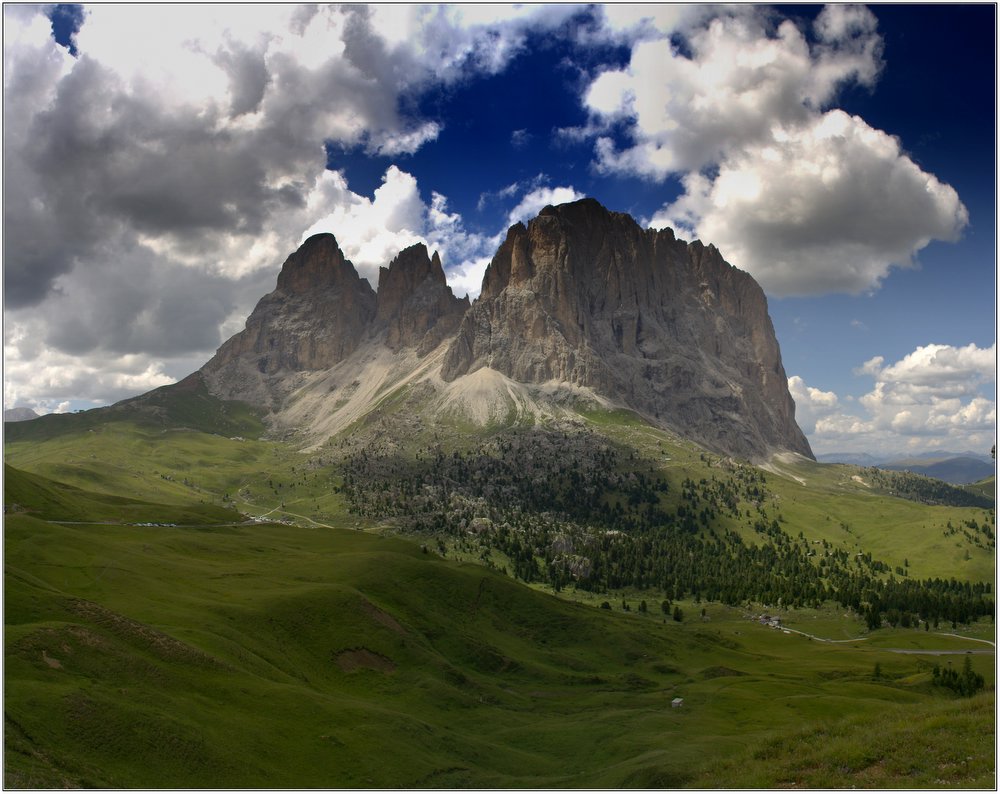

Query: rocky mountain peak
[[200, 234, 377, 404], [375, 243, 443, 322], [197, 197, 812, 461], [3, 406, 39, 423], [442, 197, 812, 460], [375, 243, 470, 353], [274, 232, 365, 294]]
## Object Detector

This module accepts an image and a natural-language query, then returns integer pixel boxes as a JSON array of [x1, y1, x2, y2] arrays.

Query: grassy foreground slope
[[4, 393, 995, 788], [6, 509, 994, 788]]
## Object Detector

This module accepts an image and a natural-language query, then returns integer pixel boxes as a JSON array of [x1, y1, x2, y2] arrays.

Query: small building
[[671, 697, 683, 708]]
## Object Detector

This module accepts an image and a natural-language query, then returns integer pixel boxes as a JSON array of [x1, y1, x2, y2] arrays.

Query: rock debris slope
[[199, 198, 813, 461]]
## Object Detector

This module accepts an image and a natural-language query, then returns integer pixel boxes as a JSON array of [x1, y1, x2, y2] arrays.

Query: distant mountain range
[[817, 451, 995, 485]]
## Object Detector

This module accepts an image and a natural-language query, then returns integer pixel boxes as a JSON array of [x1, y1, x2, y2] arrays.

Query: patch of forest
[[339, 428, 994, 630], [863, 467, 994, 509]]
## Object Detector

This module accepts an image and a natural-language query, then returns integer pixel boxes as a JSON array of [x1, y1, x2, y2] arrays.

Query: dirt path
[[775, 625, 994, 655], [934, 632, 995, 647], [778, 626, 869, 643]]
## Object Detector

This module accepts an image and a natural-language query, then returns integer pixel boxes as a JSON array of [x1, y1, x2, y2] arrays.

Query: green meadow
[[7, 512, 994, 788], [4, 398, 995, 787]]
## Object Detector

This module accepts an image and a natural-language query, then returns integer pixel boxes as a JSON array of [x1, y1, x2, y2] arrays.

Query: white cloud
[[789, 343, 996, 455], [580, 4, 968, 297], [300, 167, 497, 291], [596, 5, 699, 41], [444, 257, 493, 301], [787, 375, 839, 435], [870, 343, 996, 390], [4, 3, 583, 312], [510, 128, 531, 148], [507, 186, 586, 226], [586, 9, 872, 176], [652, 111, 968, 296], [3, 338, 180, 414]]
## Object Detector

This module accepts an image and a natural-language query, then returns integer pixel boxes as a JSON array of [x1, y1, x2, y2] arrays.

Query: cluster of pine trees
[[931, 656, 986, 696], [339, 429, 993, 629], [862, 467, 993, 509]]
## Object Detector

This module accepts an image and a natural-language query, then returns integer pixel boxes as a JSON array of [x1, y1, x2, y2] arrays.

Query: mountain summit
[[199, 198, 812, 461]]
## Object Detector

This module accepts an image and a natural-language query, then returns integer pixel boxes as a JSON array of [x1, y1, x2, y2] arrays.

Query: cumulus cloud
[[506, 185, 586, 226], [3, 341, 182, 414], [861, 343, 996, 392], [586, 6, 883, 176], [789, 343, 996, 455], [4, 3, 580, 308], [299, 166, 501, 291], [653, 111, 968, 295], [580, 4, 968, 297], [788, 375, 839, 435], [2, 4, 582, 411]]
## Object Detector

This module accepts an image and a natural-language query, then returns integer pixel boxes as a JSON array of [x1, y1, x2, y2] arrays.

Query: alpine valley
[[4, 199, 994, 788]]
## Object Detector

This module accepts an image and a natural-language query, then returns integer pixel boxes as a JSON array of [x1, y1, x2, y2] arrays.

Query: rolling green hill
[[5, 511, 994, 788], [4, 399, 995, 787], [3, 372, 264, 444], [3, 464, 239, 525]]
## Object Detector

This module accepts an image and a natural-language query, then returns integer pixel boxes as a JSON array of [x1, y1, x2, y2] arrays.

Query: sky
[[3, 3, 996, 458]]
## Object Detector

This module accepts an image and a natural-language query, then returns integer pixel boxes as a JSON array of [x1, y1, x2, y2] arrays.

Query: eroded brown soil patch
[[335, 647, 396, 673]]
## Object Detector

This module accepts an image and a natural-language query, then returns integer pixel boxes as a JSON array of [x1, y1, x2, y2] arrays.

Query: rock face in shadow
[[440, 199, 812, 460], [200, 234, 465, 408], [207, 233, 377, 378], [375, 243, 469, 355], [199, 199, 812, 461]]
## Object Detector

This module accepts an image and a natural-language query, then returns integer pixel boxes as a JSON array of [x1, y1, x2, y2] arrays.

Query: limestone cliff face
[[375, 243, 469, 354], [441, 198, 812, 460]]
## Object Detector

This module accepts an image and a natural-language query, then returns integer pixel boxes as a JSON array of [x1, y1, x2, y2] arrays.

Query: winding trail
[[773, 625, 869, 643], [772, 624, 995, 655], [934, 632, 995, 647]]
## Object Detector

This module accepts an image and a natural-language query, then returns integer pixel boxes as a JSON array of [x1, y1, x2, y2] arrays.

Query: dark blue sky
[[771, 4, 995, 392]]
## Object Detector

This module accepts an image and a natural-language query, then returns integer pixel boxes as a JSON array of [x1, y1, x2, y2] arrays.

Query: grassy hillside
[[965, 475, 997, 502], [6, 512, 994, 788], [4, 400, 995, 787], [3, 464, 239, 525], [4, 372, 264, 444]]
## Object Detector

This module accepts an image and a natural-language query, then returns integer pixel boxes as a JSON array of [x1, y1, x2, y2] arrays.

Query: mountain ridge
[[440, 199, 809, 460], [196, 198, 810, 461]]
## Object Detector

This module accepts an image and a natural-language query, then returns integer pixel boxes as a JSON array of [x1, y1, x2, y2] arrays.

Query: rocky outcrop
[[3, 407, 38, 422], [374, 243, 469, 354], [207, 233, 376, 377], [441, 198, 812, 460]]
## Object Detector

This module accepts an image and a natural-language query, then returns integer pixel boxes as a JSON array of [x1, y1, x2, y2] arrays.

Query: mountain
[[817, 452, 883, 466], [198, 198, 811, 461], [441, 200, 809, 460], [819, 449, 995, 485], [880, 456, 995, 486], [3, 406, 38, 422]]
